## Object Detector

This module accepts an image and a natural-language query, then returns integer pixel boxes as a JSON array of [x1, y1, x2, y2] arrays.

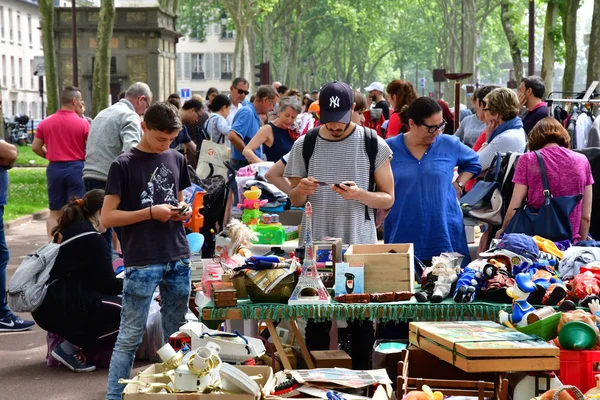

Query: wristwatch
[[456, 181, 464, 189]]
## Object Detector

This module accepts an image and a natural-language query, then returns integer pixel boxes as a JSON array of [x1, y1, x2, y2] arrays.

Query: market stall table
[[201, 298, 512, 371]]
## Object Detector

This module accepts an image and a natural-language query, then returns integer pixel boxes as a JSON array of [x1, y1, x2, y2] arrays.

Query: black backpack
[[301, 126, 378, 221]]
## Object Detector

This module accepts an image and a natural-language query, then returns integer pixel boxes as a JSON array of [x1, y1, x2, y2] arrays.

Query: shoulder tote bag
[[505, 150, 582, 242], [196, 115, 231, 180], [460, 152, 504, 225]]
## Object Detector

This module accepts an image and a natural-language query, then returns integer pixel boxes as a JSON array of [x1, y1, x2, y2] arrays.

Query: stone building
[[0, 0, 45, 119], [54, 5, 179, 109]]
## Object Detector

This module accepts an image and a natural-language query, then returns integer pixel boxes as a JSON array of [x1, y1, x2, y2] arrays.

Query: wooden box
[[310, 350, 352, 369], [344, 243, 414, 293], [211, 281, 237, 308], [408, 321, 560, 373]]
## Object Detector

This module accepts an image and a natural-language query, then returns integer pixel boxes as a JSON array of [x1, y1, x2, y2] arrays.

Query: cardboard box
[[310, 350, 352, 369], [123, 364, 272, 399], [408, 321, 560, 373], [344, 244, 414, 293]]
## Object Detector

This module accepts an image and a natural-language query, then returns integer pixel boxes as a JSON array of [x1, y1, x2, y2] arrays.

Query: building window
[[11, 101, 16, 115], [10, 56, 14, 87], [27, 15, 31, 45], [191, 53, 204, 80], [18, 58, 22, 87], [16, 12, 20, 43], [1, 56, 5, 87], [8, 8, 12, 42], [221, 28, 235, 40], [176, 55, 181, 80], [221, 53, 233, 80], [91, 56, 117, 75], [30, 59, 34, 88], [0, 7, 4, 39]]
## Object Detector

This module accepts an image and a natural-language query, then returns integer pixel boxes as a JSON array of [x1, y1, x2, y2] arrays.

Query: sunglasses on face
[[421, 119, 447, 134], [235, 88, 250, 96]]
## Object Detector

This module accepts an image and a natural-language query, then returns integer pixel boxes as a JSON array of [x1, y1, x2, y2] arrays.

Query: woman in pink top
[[500, 117, 593, 242]]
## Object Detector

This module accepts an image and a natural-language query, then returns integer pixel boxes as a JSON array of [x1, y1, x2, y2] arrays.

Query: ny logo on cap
[[329, 96, 340, 108]]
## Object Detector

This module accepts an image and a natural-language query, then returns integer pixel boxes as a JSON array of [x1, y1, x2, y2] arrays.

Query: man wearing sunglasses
[[226, 77, 250, 125], [228, 85, 278, 169]]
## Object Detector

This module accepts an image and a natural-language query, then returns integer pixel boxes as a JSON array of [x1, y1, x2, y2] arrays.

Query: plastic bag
[[135, 300, 164, 362]]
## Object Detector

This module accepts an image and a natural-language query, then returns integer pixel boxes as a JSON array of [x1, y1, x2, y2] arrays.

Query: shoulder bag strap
[[59, 231, 100, 246], [534, 150, 552, 203], [493, 152, 502, 181]]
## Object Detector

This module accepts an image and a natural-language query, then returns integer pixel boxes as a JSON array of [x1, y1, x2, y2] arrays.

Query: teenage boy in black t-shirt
[[103, 102, 192, 400]]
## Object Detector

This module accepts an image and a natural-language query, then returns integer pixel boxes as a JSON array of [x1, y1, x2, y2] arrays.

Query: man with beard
[[284, 81, 394, 369], [365, 81, 390, 120]]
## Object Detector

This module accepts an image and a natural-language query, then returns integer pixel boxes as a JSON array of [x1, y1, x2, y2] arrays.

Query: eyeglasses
[[235, 88, 250, 96], [421, 119, 447, 134]]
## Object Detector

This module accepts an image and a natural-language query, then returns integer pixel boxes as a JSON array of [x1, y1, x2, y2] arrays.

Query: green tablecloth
[[202, 298, 513, 323]]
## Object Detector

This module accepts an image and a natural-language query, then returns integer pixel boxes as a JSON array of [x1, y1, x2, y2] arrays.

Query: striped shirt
[[284, 125, 392, 245]]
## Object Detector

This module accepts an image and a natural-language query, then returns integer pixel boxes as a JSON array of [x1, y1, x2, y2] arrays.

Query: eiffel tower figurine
[[288, 201, 331, 305]]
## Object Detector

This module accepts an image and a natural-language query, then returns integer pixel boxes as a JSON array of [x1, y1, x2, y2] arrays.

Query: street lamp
[[220, 12, 228, 27]]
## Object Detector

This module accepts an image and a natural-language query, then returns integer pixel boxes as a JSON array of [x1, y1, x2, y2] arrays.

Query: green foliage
[[5, 168, 48, 222], [174, 0, 544, 91]]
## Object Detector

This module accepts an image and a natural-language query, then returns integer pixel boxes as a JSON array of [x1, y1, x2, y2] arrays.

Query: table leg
[[265, 319, 293, 370], [289, 319, 315, 369]]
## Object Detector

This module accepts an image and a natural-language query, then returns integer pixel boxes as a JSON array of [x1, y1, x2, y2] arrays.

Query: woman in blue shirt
[[384, 97, 481, 265]]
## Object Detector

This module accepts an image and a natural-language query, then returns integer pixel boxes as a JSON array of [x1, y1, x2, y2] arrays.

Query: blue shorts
[[46, 161, 85, 210]]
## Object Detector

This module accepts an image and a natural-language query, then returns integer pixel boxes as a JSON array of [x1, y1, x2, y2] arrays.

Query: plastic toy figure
[[416, 257, 459, 303], [237, 186, 268, 225], [499, 272, 536, 327], [453, 265, 485, 303]]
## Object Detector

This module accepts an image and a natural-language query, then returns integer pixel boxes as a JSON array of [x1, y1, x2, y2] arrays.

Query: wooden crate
[[408, 321, 560, 373], [344, 243, 414, 293]]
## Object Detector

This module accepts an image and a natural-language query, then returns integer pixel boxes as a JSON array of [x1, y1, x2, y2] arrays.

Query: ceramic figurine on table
[[238, 186, 268, 225], [416, 257, 459, 303], [499, 272, 536, 328]]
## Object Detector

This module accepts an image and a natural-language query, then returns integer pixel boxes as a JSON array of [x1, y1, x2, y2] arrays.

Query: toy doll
[[499, 272, 536, 327], [237, 186, 268, 225]]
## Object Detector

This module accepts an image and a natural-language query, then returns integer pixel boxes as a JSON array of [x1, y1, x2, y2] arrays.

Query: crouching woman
[[32, 189, 123, 372]]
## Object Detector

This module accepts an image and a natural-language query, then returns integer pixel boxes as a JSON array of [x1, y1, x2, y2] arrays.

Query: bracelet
[[149, 205, 153, 220]]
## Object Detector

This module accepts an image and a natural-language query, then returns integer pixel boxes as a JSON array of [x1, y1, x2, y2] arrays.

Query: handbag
[[196, 115, 231, 180], [505, 150, 582, 242], [460, 152, 504, 225]]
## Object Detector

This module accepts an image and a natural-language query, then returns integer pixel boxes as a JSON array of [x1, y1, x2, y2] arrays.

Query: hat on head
[[365, 82, 385, 92], [319, 81, 354, 124], [480, 233, 539, 260]]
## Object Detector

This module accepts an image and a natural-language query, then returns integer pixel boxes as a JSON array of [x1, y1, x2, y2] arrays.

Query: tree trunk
[[462, 0, 476, 74], [561, 0, 580, 92], [587, 0, 600, 88], [38, 0, 59, 115], [500, 0, 524, 83], [91, 0, 115, 118], [541, 0, 558, 95]]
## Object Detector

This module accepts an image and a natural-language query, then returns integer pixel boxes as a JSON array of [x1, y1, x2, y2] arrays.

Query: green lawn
[[4, 167, 48, 221], [15, 145, 49, 167]]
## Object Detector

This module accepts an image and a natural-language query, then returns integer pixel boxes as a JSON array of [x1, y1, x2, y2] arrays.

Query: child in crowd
[[102, 102, 192, 399]]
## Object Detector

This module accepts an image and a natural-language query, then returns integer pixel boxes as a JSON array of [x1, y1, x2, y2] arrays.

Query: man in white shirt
[[226, 77, 250, 125]]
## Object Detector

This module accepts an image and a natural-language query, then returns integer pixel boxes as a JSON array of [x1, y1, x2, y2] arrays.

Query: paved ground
[[0, 219, 151, 400]]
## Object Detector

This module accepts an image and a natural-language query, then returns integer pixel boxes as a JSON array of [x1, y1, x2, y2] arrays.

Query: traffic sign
[[180, 88, 191, 99], [419, 78, 426, 88], [33, 56, 45, 77]]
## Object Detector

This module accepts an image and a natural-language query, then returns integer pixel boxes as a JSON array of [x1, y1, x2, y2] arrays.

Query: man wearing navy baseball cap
[[283, 81, 395, 368]]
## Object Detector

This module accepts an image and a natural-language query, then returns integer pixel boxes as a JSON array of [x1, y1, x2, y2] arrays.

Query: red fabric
[[364, 109, 385, 137], [465, 130, 487, 192], [386, 111, 402, 138], [35, 110, 89, 162], [528, 101, 548, 112]]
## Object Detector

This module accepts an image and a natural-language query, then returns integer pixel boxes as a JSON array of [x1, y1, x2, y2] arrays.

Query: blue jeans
[[0, 206, 11, 320], [105, 259, 191, 400]]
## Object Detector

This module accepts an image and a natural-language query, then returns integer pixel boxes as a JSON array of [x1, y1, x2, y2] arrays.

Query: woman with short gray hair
[[477, 87, 526, 171], [242, 96, 302, 163]]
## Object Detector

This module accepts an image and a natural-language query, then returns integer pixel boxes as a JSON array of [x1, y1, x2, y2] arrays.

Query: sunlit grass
[[5, 168, 48, 221], [14, 145, 49, 167]]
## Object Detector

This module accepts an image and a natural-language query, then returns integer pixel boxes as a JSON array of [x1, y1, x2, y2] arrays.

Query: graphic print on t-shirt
[[140, 163, 178, 206]]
